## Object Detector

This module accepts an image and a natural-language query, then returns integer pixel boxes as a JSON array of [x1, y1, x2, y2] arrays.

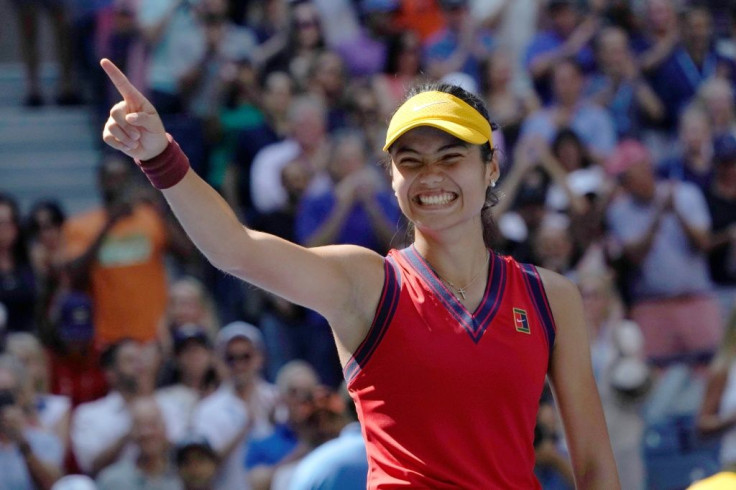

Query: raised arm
[[540, 268, 621, 489], [99, 59, 384, 355]]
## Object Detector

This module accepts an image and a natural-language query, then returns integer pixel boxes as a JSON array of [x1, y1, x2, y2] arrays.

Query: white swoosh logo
[[412, 101, 448, 111]]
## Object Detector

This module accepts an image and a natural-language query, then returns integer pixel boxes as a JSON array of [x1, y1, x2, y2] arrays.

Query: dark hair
[[100, 338, 137, 371], [383, 32, 423, 76], [0, 192, 30, 266], [27, 199, 66, 237], [551, 127, 592, 169], [387, 82, 501, 248]]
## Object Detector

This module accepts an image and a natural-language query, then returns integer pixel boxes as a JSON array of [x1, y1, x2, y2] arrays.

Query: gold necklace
[[433, 252, 490, 300]]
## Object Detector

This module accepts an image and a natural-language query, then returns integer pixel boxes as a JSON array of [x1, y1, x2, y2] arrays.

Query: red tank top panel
[[344, 246, 557, 489]]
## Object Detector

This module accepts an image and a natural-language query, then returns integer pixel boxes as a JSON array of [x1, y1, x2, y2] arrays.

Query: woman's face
[[389, 127, 497, 236], [555, 137, 583, 172], [33, 209, 62, 249], [170, 283, 205, 326], [293, 3, 322, 49], [0, 204, 18, 252]]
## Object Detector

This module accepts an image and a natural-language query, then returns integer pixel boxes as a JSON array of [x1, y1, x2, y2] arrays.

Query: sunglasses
[[225, 351, 254, 364]]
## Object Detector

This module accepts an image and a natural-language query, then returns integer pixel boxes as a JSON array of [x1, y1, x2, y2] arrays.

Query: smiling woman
[[99, 58, 620, 488]]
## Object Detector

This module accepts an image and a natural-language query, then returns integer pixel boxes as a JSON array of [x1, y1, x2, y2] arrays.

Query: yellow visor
[[383, 91, 493, 152]]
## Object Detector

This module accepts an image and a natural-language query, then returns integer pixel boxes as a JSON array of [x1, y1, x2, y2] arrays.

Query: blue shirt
[[0, 429, 63, 490], [424, 28, 494, 87], [245, 423, 299, 469], [288, 423, 367, 490]]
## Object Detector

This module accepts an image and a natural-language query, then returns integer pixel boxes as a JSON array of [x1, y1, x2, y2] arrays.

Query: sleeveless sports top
[[344, 246, 557, 489]]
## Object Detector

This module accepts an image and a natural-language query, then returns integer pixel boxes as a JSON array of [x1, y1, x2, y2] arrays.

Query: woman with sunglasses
[[99, 58, 619, 488]]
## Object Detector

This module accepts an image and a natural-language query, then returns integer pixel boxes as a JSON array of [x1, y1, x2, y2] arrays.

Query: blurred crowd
[[3, 0, 736, 488]]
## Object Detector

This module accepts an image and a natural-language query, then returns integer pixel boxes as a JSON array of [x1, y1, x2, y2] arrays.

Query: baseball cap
[[605, 139, 652, 177], [57, 293, 94, 342], [384, 91, 492, 152], [714, 133, 736, 165], [175, 434, 219, 464], [173, 324, 210, 354], [216, 321, 264, 353]]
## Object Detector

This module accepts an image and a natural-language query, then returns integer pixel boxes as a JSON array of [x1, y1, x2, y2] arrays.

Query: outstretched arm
[[99, 59, 384, 355], [541, 269, 621, 489]]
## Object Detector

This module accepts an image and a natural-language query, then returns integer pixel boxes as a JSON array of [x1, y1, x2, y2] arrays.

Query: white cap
[[216, 321, 264, 353]]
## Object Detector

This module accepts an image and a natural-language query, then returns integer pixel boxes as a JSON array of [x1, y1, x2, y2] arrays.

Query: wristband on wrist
[[135, 134, 191, 189]]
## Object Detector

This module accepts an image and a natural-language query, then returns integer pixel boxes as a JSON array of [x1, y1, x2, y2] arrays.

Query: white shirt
[[155, 385, 200, 444], [192, 381, 278, 490], [70, 392, 135, 473]]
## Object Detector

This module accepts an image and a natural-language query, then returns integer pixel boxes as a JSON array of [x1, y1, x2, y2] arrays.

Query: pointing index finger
[[100, 58, 146, 108]]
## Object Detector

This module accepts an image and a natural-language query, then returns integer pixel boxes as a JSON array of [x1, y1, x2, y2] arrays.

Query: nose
[[418, 165, 444, 186]]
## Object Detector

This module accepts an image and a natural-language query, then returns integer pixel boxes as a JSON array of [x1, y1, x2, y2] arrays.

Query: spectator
[[578, 270, 648, 490], [524, 0, 599, 104], [6, 332, 71, 454], [261, 1, 327, 91], [531, 213, 575, 277], [658, 104, 715, 193], [588, 26, 665, 139], [191, 322, 278, 490], [26, 199, 67, 343], [246, 360, 320, 490], [520, 59, 617, 163], [0, 192, 37, 334], [288, 383, 368, 490], [481, 47, 539, 152], [175, 435, 220, 490], [372, 30, 424, 122], [705, 134, 736, 311], [532, 386, 574, 489], [156, 325, 220, 443], [636, 0, 679, 74], [393, 0, 445, 44], [250, 95, 331, 216], [296, 131, 400, 253], [648, 5, 736, 131], [0, 354, 63, 489], [157, 277, 219, 357], [47, 292, 108, 409], [70, 339, 147, 476], [605, 139, 722, 365], [346, 81, 389, 161], [696, 77, 736, 140], [226, 71, 294, 220], [62, 155, 190, 346], [96, 396, 182, 490], [9, 0, 80, 107], [305, 51, 351, 132], [424, 0, 494, 88]]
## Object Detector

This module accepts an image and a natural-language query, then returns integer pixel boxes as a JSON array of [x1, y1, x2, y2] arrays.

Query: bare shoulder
[[535, 266, 582, 314]]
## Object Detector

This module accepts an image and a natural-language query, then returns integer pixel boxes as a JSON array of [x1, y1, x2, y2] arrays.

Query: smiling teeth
[[418, 193, 455, 205]]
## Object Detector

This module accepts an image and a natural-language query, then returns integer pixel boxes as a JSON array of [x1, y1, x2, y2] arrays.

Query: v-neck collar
[[401, 246, 507, 343]]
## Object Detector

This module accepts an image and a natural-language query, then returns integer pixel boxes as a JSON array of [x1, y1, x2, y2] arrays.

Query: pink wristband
[[135, 133, 190, 189]]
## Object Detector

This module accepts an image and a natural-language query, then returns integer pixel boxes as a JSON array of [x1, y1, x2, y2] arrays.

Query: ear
[[485, 151, 500, 188]]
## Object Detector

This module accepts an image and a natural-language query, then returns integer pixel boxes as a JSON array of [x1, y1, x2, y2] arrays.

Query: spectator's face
[[281, 160, 311, 200], [647, 0, 676, 33], [554, 137, 584, 172], [178, 448, 218, 489], [290, 105, 326, 149], [620, 161, 655, 200], [0, 204, 18, 252], [177, 341, 212, 381], [702, 83, 735, 128], [112, 341, 144, 393], [98, 158, 131, 205], [329, 139, 366, 181], [130, 399, 168, 458], [31, 208, 62, 250], [223, 338, 261, 386], [679, 112, 711, 152], [682, 10, 712, 50], [169, 282, 206, 326], [486, 50, 513, 90], [552, 63, 582, 106], [442, 4, 468, 31], [598, 29, 629, 74], [550, 6, 578, 38], [397, 32, 421, 76], [533, 225, 573, 272], [292, 3, 322, 48], [313, 53, 345, 97], [263, 73, 293, 117]]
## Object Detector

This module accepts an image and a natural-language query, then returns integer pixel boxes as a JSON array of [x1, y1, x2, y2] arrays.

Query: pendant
[[456, 288, 466, 300]]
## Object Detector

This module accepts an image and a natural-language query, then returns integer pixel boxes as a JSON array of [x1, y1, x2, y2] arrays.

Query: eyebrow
[[394, 142, 469, 156]]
